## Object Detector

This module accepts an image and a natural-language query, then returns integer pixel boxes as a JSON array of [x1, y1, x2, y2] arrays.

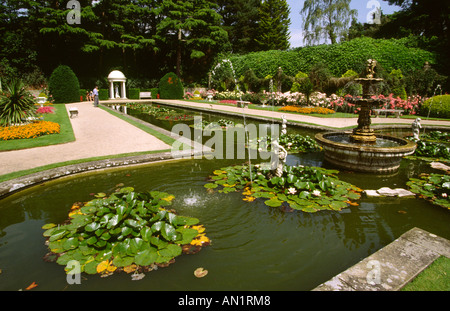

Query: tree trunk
[[176, 28, 182, 77]]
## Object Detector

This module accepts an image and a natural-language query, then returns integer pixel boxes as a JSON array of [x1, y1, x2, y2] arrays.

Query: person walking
[[93, 86, 99, 107]]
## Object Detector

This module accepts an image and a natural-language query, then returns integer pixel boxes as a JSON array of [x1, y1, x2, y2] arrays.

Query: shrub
[[419, 95, 450, 119], [99, 89, 109, 100], [48, 65, 80, 104], [150, 88, 159, 98], [0, 79, 37, 126], [127, 88, 140, 100], [79, 89, 87, 101], [159, 72, 184, 99]]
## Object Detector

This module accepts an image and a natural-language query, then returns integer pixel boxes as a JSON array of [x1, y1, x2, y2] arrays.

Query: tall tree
[[214, 0, 261, 54], [155, 0, 229, 79], [255, 0, 291, 51], [301, 0, 356, 45]]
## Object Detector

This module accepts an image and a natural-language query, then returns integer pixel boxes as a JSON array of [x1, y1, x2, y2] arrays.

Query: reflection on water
[[1, 154, 450, 291]]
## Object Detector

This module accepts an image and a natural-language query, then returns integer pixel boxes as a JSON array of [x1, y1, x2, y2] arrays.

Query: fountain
[[315, 59, 417, 173]]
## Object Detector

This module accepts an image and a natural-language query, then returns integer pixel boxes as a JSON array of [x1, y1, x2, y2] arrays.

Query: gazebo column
[[109, 82, 114, 99], [121, 81, 127, 99]]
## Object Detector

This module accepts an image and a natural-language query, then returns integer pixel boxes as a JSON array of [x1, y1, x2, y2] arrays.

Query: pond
[[0, 103, 449, 291]]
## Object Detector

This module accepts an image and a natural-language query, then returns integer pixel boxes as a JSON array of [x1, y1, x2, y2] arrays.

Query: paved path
[[150, 99, 450, 129], [0, 101, 171, 175]]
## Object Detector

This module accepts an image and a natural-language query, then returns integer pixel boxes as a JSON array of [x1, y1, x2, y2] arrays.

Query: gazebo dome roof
[[108, 70, 126, 81]]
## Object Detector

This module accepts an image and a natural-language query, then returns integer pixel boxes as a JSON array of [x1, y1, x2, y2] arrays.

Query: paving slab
[[0, 101, 171, 176], [313, 227, 450, 291]]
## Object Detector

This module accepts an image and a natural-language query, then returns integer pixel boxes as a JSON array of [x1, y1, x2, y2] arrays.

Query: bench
[[372, 109, 404, 118], [236, 101, 250, 108], [139, 92, 152, 99], [69, 107, 78, 118]]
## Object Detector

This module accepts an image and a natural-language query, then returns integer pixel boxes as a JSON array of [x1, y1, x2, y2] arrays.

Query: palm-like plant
[[0, 79, 37, 126]]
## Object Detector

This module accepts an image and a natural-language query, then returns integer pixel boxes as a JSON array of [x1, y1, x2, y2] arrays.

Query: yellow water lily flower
[[191, 225, 205, 233], [96, 260, 117, 274], [190, 235, 210, 246], [243, 196, 256, 202], [161, 195, 175, 202]]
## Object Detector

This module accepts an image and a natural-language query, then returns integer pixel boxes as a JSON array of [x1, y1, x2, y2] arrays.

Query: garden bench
[[69, 107, 78, 118], [139, 92, 152, 99], [236, 101, 250, 108], [372, 109, 404, 118]]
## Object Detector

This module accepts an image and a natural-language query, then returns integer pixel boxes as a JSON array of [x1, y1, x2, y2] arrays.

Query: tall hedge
[[159, 72, 184, 99], [48, 65, 80, 103], [228, 37, 436, 79]]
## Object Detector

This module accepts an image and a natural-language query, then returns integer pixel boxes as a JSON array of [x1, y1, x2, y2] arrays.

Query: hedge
[[419, 95, 450, 119], [99, 89, 109, 100], [127, 88, 140, 100], [228, 37, 436, 79]]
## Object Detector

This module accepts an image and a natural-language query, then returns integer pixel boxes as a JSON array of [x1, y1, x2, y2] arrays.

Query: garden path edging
[[313, 227, 450, 291]]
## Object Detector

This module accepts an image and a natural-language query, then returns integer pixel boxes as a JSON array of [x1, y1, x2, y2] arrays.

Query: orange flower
[[279, 106, 335, 115], [0, 121, 60, 141]]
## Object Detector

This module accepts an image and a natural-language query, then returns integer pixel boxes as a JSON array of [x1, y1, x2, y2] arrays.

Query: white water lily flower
[[312, 190, 321, 197], [288, 187, 297, 195]]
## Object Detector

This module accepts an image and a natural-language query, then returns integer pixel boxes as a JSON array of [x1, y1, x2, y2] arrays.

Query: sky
[[287, 0, 402, 48]]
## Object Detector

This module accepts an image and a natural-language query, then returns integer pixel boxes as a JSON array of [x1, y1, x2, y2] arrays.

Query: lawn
[[401, 256, 450, 291], [0, 104, 75, 151]]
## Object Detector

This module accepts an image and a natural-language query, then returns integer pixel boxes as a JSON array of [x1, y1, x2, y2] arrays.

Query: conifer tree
[[255, 0, 291, 51]]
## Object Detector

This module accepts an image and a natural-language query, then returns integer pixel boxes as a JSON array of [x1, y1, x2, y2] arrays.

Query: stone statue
[[115, 85, 120, 98], [270, 139, 288, 178], [281, 115, 287, 135], [412, 118, 422, 140]]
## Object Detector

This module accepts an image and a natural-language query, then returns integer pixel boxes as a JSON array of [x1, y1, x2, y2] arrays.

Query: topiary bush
[[419, 95, 450, 119], [159, 72, 184, 99], [127, 88, 140, 100], [48, 65, 80, 104]]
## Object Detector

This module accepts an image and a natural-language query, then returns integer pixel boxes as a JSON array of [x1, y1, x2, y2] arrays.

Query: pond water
[[0, 103, 449, 291]]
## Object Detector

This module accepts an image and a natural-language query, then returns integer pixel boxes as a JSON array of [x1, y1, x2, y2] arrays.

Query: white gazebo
[[107, 70, 127, 99]]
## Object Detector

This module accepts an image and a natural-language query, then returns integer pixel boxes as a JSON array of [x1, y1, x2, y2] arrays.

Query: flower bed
[[36, 106, 55, 114], [278, 106, 335, 115], [0, 121, 60, 140]]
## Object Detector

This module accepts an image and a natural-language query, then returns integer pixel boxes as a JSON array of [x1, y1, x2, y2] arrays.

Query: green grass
[[0, 104, 75, 151], [0, 149, 171, 183], [401, 256, 450, 291]]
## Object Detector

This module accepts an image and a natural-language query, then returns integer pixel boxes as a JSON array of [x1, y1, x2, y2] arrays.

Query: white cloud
[[289, 28, 304, 48]]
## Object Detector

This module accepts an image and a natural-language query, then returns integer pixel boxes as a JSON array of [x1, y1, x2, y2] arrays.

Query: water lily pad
[[194, 267, 208, 278]]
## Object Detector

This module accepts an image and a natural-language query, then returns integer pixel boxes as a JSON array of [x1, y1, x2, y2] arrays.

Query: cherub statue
[[270, 139, 288, 177], [366, 59, 377, 78], [412, 118, 422, 140], [281, 114, 287, 135]]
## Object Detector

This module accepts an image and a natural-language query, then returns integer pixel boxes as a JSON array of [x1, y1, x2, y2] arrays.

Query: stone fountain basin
[[315, 132, 417, 173]]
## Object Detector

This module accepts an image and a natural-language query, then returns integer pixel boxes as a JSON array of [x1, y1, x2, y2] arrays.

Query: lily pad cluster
[[191, 119, 235, 130], [42, 187, 210, 276], [204, 164, 362, 213], [249, 134, 322, 154], [407, 173, 450, 209]]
